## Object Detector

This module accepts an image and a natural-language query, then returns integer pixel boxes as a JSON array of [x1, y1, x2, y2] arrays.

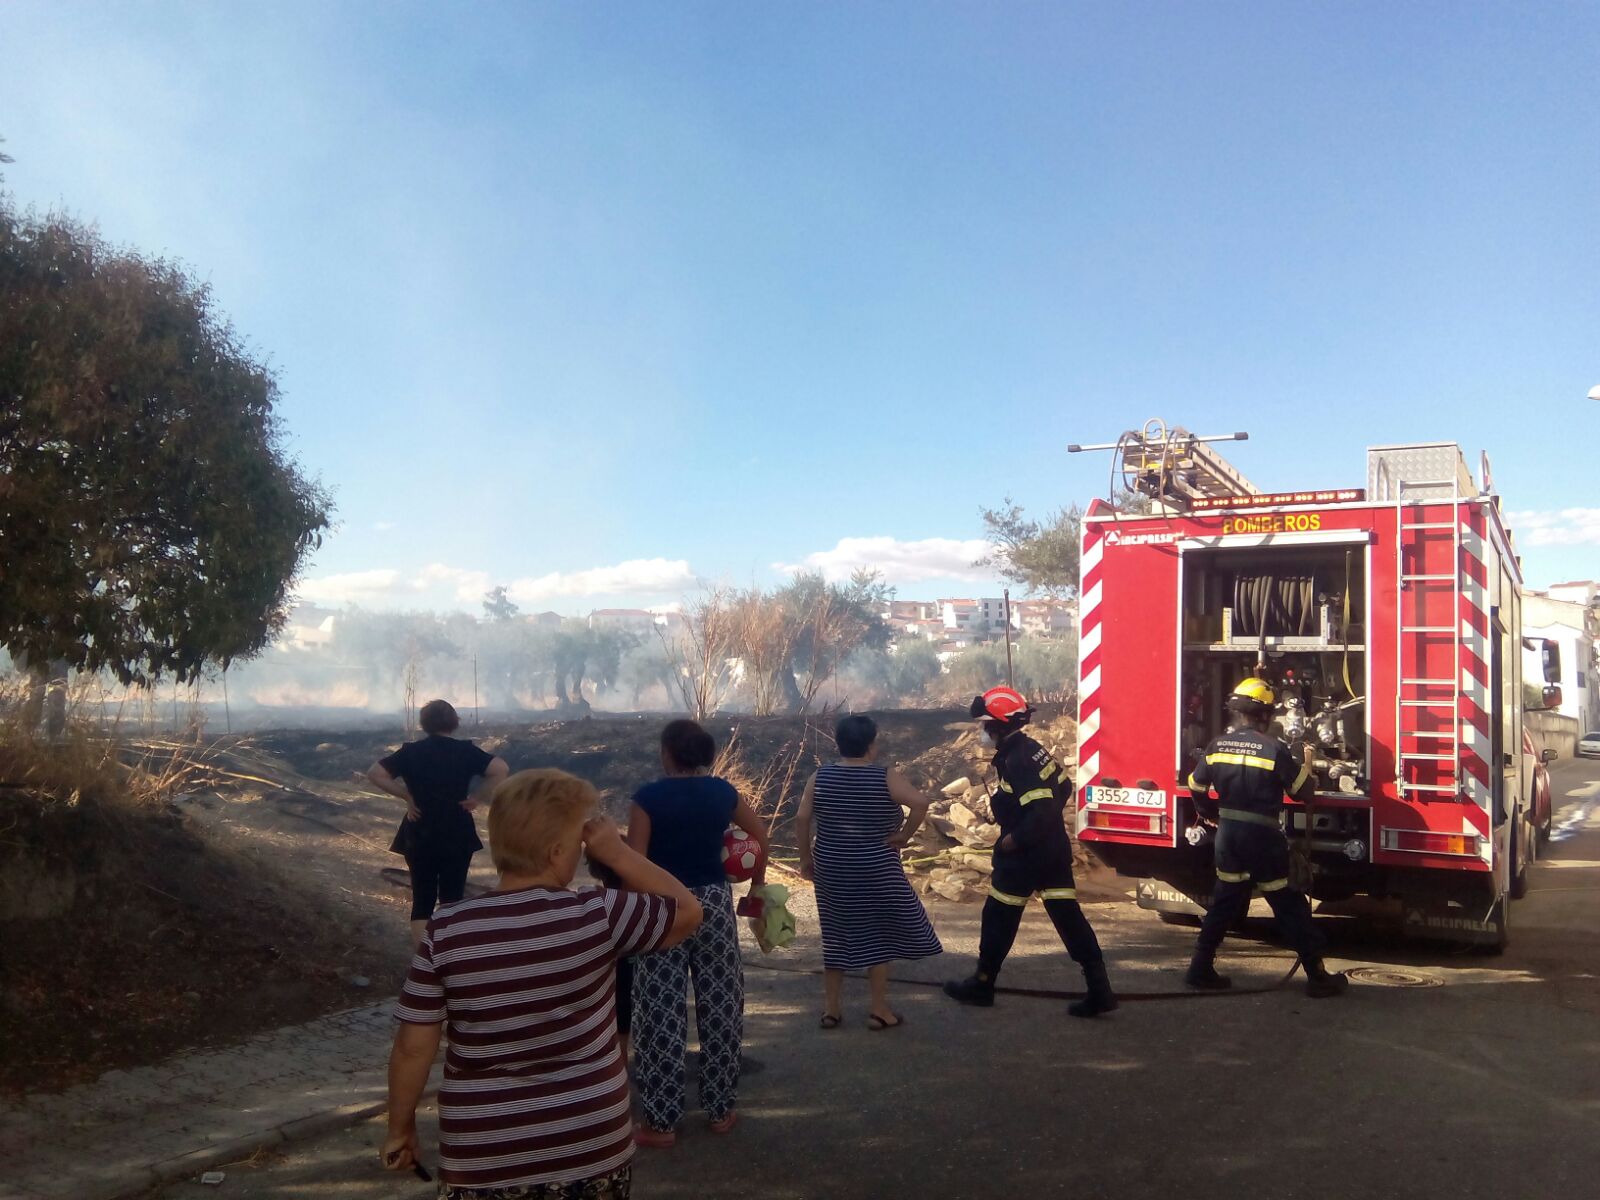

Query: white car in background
[[1579, 732, 1600, 759]]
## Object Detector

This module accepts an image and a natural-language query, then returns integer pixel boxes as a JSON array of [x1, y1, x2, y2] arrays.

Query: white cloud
[[296, 558, 698, 610], [373, 521, 396, 533], [505, 559, 698, 604], [776, 537, 1000, 586], [417, 563, 492, 603], [1508, 509, 1600, 548], [294, 569, 404, 605]]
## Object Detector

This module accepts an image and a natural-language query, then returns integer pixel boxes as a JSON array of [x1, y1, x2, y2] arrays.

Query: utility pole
[[473, 655, 480, 725], [1003, 589, 1015, 688]]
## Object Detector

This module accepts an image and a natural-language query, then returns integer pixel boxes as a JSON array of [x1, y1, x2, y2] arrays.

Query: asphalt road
[[148, 755, 1600, 1200]]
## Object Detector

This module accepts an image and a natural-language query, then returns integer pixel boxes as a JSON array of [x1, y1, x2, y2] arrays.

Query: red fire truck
[[1072, 426, 1554, 949]]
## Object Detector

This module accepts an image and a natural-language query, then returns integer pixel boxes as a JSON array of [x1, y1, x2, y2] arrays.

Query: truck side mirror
[[1543, 684, 1563, 710], [1542, 748, 1558, 763], [1543, 638, 1562, 684]]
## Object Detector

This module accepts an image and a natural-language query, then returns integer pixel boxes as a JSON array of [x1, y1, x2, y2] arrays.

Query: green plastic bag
[[748, 883, 797, 953]]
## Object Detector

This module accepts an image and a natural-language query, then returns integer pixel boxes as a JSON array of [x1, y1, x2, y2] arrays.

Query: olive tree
[[0, 202, 332, 686]]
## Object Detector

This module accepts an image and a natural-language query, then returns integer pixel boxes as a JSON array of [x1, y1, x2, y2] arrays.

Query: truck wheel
[[1510, 820, 1530, 900]]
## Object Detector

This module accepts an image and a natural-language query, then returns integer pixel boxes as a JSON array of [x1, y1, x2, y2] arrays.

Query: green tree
[[474, 614, 552, 711], [978, 491, 1152, 597], [482, 586, 520, 622], [776, 570, 891, 712], [848, 638, 943, 704], [889, 638, 943, 699], [550, 621, 637, 714], [977, 499, 1083, 597], [0, 202, 332, 685], [620, 636, 677, 708], [330, 610, 457, 712]]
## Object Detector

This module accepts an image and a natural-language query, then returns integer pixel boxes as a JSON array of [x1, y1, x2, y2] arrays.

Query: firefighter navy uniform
[[1186, 724, 1330, 980], [946, 726, 1116, 1015], [988, 730, 1083, 907]]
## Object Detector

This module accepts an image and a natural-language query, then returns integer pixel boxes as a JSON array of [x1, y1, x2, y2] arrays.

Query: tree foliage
[[657, 588, 738, 719], [482, 586, 520, 622], [977, 499, 1083, 598], [0, 202, 332, 684], [977, 490, 1155, 598], [728, 587, 800, 716], [775, 569, 891, 712]]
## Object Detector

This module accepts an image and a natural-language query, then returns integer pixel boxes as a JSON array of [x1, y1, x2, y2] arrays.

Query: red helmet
[[971, 686, 1032, 725]]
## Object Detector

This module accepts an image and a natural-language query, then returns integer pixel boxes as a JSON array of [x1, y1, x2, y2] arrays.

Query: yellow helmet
[[1231, 677, 1276, 707]]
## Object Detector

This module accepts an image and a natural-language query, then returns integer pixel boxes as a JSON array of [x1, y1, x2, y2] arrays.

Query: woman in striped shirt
[[383, 768, 703, 1200]]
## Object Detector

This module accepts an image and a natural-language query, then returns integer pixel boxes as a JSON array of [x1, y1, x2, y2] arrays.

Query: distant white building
[[280, 602, 338, 650], [940, 598, 1007, 639], [1524, 582, 1599, 733], [1010, 598, 1077, 637], [882, 599, 940, 623]]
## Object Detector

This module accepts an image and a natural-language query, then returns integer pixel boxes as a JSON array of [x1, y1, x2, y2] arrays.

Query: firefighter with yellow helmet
[[944, 686, 1117, 1018], [1185, 677, 1348, 998]]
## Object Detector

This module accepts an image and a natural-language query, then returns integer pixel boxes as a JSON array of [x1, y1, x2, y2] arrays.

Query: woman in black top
[[366, 699, 510, 945]]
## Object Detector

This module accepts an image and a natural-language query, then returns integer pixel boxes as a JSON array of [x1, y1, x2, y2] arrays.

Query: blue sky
[[4, 2, 1597, 613]]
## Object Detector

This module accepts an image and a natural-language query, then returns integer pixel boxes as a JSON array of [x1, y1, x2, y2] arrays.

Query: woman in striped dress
[[796, 714, 942, 1030]]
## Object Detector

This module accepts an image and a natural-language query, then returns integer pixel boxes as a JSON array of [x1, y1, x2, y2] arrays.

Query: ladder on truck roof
[[1067, 419, 1259, 509], [1385, 457, 1466, 801]]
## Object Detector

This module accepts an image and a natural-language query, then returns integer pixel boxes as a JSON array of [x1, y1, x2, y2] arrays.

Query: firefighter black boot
[[1184, 957, 1232, 991], [943, 973, 996, 1007], [1068, 960, 1118, 1018], [1304, 962, 1349, 999]]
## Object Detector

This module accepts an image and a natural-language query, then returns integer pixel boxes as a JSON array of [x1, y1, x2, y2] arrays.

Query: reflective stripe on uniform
[[1017, 788, 1052, 806], [1040, 761, 1058, 781], [1256, 878, 1290, 892], [1290, 765, 1311, 793], [1186, 774, 1206, 791], [998, 780, 1014, 794], [988, 886, 1029, 906], [1207, 751, 1278, 772], [1219, 807, 1279, 828], [1215, 869, 1251, 883], [1039, 887, 1077, 900]]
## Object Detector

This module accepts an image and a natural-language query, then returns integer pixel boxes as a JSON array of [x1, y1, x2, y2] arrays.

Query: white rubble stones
[[946, 801, 979, 830], [896, 711, 1086, 902]]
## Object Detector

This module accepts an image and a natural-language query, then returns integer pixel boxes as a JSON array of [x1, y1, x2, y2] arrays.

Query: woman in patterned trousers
[[626, 720, 770, 1146]]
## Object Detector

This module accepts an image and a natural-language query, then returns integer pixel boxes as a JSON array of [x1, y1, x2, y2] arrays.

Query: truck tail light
[[1381, 829, 1481, 856], [1085, 810, 1165, 835]]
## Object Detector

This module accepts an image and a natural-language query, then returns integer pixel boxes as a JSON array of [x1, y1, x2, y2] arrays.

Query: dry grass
[[713, 720, 830, 832], [0, 677, 215, 813]]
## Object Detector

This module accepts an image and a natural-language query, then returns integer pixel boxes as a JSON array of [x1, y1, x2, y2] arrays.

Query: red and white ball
[[722, 825, 763, 881]]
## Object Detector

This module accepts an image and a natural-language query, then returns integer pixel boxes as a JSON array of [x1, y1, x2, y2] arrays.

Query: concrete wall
[[1527, 709, 1580, 759]]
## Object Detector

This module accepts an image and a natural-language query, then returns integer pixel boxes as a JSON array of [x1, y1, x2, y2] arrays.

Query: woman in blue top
[[626, 719, 769, 1147]]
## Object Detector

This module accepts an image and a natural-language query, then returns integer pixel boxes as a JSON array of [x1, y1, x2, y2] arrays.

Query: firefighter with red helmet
[[944, 686, 1117, 1018], [1184, 677, 1348, 998]]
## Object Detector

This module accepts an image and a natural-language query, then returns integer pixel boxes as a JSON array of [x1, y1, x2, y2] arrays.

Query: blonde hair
[[489, 769, 596, 875]]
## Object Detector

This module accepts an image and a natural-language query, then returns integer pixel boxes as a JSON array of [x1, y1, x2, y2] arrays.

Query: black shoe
[[1305, 967, 1349, 999], [943, 975, 996, 1007], [1068, 960, 1118, 1018], [1184, 962, 1232, 991]]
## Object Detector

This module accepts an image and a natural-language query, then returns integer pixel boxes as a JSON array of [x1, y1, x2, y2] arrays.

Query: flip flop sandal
[[867, 1013, 905, 1031], [710, 1111, 739, 1134], [819, 1013, 842, 1030], [634, 1125, 677, 1149]]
